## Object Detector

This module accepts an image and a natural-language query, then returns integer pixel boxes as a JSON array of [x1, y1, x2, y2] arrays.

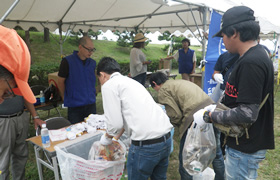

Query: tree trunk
[[44, 27, 50, 42], [25, 30, 32, 63], [83, 32, 88, 36]]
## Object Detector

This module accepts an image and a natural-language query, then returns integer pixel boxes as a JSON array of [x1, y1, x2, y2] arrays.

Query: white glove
[[214, 73, 224, 84], [100, 134, 112, 145], [112, 137, 120, 143], [193, 109, 206, 127], [204, 104, 217, 112]]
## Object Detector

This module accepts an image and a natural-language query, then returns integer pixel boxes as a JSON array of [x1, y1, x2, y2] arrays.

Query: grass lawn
[[23, 74, 280, 180], [11, 31, 280, 179]]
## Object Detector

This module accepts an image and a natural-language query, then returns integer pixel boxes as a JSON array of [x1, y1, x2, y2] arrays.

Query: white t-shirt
[[130, 47, 147, 77], [101, 72, 173, 141]]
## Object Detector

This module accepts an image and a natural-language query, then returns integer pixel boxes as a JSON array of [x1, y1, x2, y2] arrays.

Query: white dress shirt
[[101, 72, 173, 141]]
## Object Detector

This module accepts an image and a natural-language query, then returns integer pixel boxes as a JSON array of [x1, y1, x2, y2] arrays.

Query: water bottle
[[41, 124, 50, 148], [40, 90, 45, 104]]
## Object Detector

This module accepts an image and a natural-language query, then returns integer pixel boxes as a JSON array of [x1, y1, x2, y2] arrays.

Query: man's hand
[[214, 73, 224, 84], [193, 109, 207, 127], [100, 133, 113, 145], [33, 118, 45, 130]]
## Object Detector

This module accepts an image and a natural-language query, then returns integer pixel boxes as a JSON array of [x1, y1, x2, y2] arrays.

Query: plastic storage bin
[[55, 132, 126, 180]]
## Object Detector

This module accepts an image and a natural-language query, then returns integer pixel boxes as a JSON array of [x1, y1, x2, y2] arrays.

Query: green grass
[[14, 31, 280, 179]]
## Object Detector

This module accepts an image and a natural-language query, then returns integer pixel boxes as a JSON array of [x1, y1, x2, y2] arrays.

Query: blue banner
[[203, 10, 226, 95]]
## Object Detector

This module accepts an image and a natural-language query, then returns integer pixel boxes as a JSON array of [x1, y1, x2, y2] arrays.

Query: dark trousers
[[132, 72, 147, 86], [68, 103, 96, 124]]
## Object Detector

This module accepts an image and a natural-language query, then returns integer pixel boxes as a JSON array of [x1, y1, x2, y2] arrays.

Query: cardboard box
[[48, 72, 63, 98], [190, 73, 202, 88], [159, 60, 171, 70]]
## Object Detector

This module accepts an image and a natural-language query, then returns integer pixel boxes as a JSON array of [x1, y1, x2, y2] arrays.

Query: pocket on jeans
[[138, 152, 160, 175], [248, 154, 265, 179]]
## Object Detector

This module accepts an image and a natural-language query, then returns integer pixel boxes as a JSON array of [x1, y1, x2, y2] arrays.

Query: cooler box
[[55, 132, 126, 180]]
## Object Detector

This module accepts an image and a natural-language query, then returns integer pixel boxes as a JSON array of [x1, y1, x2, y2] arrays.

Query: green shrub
[[29, 62, 60, 86]]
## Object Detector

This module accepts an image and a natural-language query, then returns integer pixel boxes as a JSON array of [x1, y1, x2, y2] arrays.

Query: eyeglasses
[[82, 45, 96, 53], [2, 78, 16, 99]]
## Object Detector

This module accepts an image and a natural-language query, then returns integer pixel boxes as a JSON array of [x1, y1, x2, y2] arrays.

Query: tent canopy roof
[[1, 0, 279, 39], [1, 0, 210, 33]]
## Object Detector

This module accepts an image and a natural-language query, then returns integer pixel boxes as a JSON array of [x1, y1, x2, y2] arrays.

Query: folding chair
[[35, 117, 71, 180]]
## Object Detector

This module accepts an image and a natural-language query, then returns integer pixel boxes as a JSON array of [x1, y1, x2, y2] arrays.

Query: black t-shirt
[[214, 52, 239, 90], [223, 44, 274, 153], [58, 57, 87, 78]]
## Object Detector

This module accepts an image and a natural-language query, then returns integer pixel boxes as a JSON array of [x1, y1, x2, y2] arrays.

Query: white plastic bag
[[55, 132, 126, 180], [183, 123, 216, 175], [88, 141, 126, 161]]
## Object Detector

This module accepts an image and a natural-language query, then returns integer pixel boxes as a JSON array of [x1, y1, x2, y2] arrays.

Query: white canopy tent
[[1, 0, 280, 57]]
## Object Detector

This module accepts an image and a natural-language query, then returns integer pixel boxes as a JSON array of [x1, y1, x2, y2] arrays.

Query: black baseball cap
[[213, 6, 255, 37]]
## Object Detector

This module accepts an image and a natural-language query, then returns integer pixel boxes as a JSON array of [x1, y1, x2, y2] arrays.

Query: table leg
[[52, 156, 60, 180], [34, 146, 44, 180]]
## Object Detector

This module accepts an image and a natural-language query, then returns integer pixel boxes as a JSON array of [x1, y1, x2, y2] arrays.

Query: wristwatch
[[33, 115, 40, 120], [203, 111, 212, 123]]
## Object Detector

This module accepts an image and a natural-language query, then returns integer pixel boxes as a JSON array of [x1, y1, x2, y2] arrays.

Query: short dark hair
[[149, 72, 168, 88], [96, 57, 121, 76], [79, 36, 91, 45], [133, 42, 145, 48], [0, 65, 13, 80], [222, 21, 260, 42], [182, 38, 191, 46]]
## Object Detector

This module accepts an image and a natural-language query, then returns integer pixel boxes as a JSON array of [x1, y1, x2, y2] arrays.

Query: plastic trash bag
[[55, 133, 126, 180], [183, 123, 216, 175], [88, 140, 126, 161]]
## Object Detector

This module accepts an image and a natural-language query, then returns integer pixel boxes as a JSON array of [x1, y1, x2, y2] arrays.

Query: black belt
[[0, 110, 24, 118], [132, 132, 171, 146]]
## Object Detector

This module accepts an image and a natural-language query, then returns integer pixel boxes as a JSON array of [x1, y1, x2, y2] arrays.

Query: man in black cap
[[193, 6, 274, 180]]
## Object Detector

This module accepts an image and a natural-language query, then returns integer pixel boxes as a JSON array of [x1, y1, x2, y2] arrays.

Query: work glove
[[112, 137, 121, 143], [100, 134, 113, 145], [204, 104, 217, 112], [193, 109, 207, 127], [213, 73, 224, 84]]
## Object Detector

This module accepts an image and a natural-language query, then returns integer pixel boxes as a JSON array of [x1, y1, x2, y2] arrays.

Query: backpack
[[43, 84, 61, 106]]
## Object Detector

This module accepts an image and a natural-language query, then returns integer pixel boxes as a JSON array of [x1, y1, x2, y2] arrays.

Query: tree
[[44, 27, 50, 42], [113, 30, 151, 47], [114, 30, 134, 47], [88, 29, 102, 40]]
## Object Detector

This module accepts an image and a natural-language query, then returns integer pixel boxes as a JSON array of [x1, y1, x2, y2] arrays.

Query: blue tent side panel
[[203, 10, 226, 95]]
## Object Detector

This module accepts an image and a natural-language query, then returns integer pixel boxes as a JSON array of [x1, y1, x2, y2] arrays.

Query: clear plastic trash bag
[[183, 123, 216, 175]]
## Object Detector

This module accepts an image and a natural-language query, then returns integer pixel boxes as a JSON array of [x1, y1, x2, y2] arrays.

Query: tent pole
[[202, 6, 208, 60], [0, 0, 19, 24]]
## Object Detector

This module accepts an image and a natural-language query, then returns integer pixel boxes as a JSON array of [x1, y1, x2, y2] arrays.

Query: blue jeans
[[127, 136, 171, 180], [132, 72, 146, 86], [212, 127, 225, 180], [68, 103, 96, 124], [225, 146, 266, 180], [179, 127, 225, 180]]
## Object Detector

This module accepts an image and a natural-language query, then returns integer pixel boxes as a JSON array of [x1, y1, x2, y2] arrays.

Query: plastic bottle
[[41, 124, 50, 148], [40, 90, 45, 104]]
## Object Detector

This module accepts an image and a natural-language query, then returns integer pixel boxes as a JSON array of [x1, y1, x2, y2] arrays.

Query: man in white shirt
[[97, 57, 173, 180]]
